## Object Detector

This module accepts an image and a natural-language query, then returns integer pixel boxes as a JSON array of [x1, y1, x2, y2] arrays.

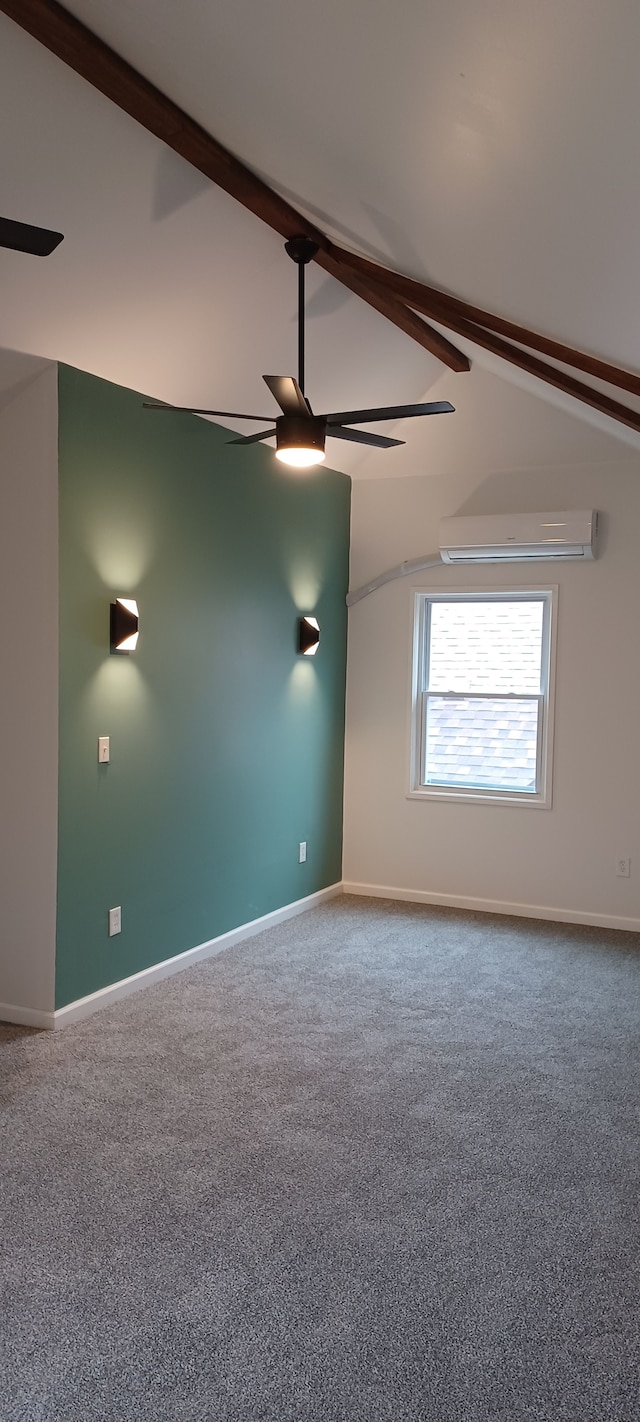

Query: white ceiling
[[0, 0, 639, 477]]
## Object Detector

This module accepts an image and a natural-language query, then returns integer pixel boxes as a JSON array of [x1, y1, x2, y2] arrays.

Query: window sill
[[406, 786, 552, 809]]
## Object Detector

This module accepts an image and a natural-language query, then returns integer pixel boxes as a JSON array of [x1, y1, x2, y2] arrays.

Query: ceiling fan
[[144, 236, 455, 466], [0, 216, 63, 257]]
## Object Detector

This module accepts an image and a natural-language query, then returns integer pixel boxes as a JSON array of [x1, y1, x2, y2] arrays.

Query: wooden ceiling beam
[[315, 262, 470, 370], [331, 245, 640, 399], [5, 0, 639, 426], [347, 265, 640, 435], [0, 0, 330, 246], [0, 0, 469, 373]]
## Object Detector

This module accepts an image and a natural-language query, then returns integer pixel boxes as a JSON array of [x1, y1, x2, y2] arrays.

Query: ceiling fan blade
[[227, 428, 277, 446], [329, 426, 404, 449], [143, 403, 271, 420], [263, 375, 312, 417], [0, 216, 63, 256], [324, 400, 455, 426]]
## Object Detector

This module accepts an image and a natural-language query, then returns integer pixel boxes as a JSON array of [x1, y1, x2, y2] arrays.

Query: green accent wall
[[56, 366, 350, 1009]]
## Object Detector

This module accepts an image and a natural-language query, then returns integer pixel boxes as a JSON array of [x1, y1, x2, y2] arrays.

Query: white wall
[[344, 455, 640, 929], [0, 357, 58, 1019]]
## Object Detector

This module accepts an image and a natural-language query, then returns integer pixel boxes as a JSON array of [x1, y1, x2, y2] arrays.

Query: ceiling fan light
[[276, 445, 326, 468], [275, 414, 326, 469]]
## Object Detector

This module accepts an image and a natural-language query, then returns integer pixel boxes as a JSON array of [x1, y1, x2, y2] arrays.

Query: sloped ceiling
[[1, 0, 639, 476]]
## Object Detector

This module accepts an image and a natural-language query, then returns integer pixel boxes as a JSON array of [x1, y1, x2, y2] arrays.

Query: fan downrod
[[284, 236, 319, 393]]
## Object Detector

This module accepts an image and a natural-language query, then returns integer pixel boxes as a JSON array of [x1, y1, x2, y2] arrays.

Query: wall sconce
[[298, 615, 320, 655], [110, 598, 139, 653]]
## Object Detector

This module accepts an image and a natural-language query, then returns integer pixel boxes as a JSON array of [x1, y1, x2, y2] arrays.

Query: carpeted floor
[[2, 895, 640, 1421]]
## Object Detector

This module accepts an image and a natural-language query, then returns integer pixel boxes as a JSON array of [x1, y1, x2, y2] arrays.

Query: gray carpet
[[2, 896, 640, 1421]]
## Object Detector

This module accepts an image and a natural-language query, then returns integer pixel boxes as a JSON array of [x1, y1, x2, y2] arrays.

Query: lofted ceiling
[[1, 0, 639, 477]]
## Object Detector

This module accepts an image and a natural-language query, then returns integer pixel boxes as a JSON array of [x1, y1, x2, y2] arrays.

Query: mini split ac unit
[[439, 510, 598, 564]]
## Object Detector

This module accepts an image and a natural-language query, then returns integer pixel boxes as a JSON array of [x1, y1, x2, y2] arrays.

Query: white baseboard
[[342, 881, 640, 933], [0, 1002, 56, 1031], [1, 883, 342, 1032], [7, 877, 633, 1033]]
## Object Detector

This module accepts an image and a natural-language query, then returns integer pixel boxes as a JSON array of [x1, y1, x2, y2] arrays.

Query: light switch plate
[[108, 906, 121, 936], [98, 736, 110, 763]]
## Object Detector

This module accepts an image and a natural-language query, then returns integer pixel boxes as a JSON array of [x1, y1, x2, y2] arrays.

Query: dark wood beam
[[350, 266, 640, 436], [331, 245, 640, 399], [0, 0, 469, 372], [0, 0, 330, 245], [6, 0, 639, 425], [317, 263, 470, 370]]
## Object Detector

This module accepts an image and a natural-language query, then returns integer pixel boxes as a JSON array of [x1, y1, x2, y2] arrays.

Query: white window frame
[[408, 587, 557, 808]]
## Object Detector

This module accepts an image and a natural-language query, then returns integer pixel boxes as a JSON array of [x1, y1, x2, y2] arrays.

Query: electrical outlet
[[108, 906, 122, 936], [299, 841, 307, 863], [616, 858, 631, 878]]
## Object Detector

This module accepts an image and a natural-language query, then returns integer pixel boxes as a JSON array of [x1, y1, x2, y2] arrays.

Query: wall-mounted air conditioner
[[439, 510, 598, 564]]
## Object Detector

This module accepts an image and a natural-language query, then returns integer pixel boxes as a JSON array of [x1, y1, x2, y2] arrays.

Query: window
[[410, 590, 556, 806]]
